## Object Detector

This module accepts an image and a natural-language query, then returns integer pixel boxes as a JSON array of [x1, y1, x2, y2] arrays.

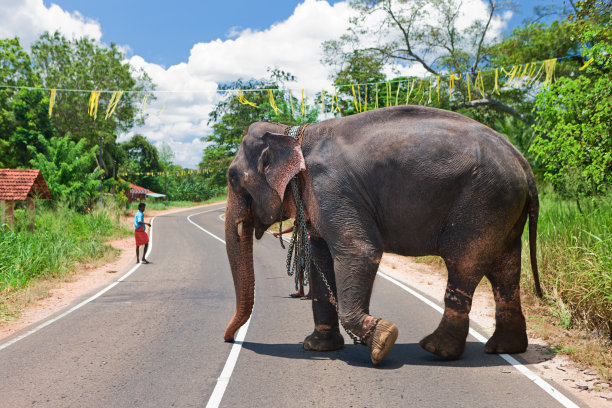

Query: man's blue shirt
[[135, 210, 145, 231]]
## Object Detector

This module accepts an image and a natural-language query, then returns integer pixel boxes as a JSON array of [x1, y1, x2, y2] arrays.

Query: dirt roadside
[[1, 209, 610, 406]]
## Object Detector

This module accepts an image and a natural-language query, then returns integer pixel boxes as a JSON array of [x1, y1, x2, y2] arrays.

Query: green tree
[[322, 0, 584, 127], [29, 136, 103, 212], [30, 31, 154, 175], [201, 70, 318, 188], [529, 0, 611, 201], [120, 134, 164, 193], [0, 38, 55, 168]]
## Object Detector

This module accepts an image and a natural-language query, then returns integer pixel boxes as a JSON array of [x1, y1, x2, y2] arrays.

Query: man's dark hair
[[138, 203, 146, 209]]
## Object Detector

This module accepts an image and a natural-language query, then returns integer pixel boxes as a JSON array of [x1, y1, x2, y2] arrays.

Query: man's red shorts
[[135, 229, 149, 246]]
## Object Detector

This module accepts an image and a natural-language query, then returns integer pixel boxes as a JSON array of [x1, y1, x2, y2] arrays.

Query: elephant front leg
[[334, 247, 398, 365], [303, 236, 344, 352], [419, 271, 480, 359]]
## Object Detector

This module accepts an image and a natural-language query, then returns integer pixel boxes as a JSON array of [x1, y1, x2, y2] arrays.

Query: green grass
[[0, 202, 129, 294], [521, 193, 612, 339]]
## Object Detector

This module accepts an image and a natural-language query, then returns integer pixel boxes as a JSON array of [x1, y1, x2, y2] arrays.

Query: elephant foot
[[366, 319, 398, 365], [419, 316, 469, 359], [303, 327, 344, 351], [485, 317, 527, 354]]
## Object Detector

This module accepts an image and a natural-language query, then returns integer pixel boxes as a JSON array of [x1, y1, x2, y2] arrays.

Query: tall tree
[[0, 38, 54, 167], [529, 0, 611, 200], [30, 32, 154, 175], [322, 0, 577, 124], [120, 134, 164, 193]]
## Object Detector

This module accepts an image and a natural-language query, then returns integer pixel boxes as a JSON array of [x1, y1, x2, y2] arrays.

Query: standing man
[[135, 202, 151, 264]]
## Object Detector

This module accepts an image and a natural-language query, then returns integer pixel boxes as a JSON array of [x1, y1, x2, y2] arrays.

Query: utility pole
[[98, 134, 103, 205], [164, 171, 168, 208]]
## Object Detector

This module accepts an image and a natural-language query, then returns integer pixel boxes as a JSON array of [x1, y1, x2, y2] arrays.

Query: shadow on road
[[241, 340, 520, 369]]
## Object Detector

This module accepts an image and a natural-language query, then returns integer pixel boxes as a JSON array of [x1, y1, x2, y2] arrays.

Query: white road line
[[377, 271, 580, 408], [0, 204, 220, 351], [186, 206, 254, 408], [270, 231, 578, 407], [186, 208, 227, 244]]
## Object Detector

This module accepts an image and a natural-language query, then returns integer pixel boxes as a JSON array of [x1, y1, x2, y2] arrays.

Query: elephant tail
[[527, 180, 543, 298]]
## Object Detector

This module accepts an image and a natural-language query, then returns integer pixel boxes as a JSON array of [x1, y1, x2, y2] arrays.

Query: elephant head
[[223, 122, 306, 341]]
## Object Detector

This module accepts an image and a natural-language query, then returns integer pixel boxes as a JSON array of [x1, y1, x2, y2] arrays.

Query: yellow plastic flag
[[333, 86, 340, 112], [48, 88, 56, 118], [436, 76, 440, 103], [543, 58, 557, 85], [386, 82, 390, 107], [466, 73, 471, 102], [237, 90, 257, 107], [351, 84, 359, 112], [475, 71, 485, 98], [449, 74, 461, 98], [88, 90, 101, 119], [493, 69, 500, 94], [301, 88, 306, 116], [158, 98, 167, 115], [406, 78, 416, 103], [141, 91, 149, 120], [105, 91, 123, 120], [268, 89, 279, 115], [579, 57, 593, 71]]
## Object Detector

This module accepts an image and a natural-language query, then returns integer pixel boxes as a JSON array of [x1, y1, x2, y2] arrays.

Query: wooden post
[[2, 200, 15, 229], [27, 197, 36, 232]]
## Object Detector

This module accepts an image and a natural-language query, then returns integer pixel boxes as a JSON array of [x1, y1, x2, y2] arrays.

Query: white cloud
[[129, 0, 355, 168], [0, 0, 102, 46]]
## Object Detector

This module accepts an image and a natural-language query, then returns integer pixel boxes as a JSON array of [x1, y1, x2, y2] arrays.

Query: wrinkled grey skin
[[224, 106, 541, 363]]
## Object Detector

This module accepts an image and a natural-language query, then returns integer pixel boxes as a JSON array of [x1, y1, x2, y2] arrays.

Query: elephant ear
[[259, 132, 306, 203]]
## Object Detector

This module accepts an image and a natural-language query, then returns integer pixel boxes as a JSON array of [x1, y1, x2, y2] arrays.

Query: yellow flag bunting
[[119, 168, 215, 177], [1, 56, 580, 123]]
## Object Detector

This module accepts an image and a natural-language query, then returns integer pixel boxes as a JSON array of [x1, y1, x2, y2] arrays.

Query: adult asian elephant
[[223, 105, 542, 365]]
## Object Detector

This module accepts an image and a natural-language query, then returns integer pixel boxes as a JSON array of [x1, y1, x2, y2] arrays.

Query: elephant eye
[[228, 169, 239, 187]]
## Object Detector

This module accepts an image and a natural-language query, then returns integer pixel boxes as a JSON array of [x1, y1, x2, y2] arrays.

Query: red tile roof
[[128, 183, 153, 195], [0, 169, 52, 201]]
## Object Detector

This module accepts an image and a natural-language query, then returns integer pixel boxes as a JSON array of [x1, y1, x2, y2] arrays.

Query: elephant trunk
[[223, 187, 255, 342]]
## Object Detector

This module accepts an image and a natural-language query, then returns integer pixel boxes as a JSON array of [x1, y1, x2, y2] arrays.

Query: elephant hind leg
[[484, 239, 527, 354], [303, 236, 344, 352], [419, 264, 482, 359]]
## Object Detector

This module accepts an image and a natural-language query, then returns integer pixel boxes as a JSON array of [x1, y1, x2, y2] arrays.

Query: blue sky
[[42, 0, 554, 67], [44, 1, 347, 67], [2, 0, 561, 168]]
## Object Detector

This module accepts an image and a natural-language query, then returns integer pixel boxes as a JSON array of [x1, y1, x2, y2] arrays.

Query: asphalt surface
[[0, 204, 585, 407]]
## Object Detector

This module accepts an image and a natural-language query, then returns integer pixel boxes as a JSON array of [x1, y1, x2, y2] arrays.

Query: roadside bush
[[521, 193, 612, 340], [0, 201, 128, 294]]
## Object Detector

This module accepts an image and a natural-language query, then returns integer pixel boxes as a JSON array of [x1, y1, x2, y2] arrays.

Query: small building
[[0, 169, 52, 231], [126, 183, 165, 203]]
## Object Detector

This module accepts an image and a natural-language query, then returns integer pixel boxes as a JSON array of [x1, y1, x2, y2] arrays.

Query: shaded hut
[[0, 169, 52, 231], [126, 183, 165, 203]]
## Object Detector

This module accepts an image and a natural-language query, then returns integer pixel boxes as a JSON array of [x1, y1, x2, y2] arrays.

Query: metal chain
[[284, 125, 363, 344]]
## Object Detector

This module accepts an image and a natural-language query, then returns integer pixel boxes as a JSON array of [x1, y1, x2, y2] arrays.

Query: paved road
[[0, 204, 584, 407]]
